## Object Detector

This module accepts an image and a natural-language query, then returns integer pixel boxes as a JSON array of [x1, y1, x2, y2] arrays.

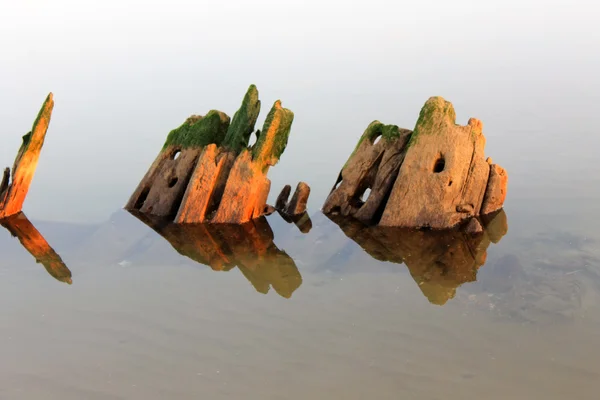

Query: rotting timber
[[322, 96, 508, 232], [0, 93, 54, 219], [125, 85, 310, 224]]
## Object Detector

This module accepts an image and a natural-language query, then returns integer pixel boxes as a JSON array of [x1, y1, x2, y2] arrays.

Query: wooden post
[[0, 93, 54, 219]]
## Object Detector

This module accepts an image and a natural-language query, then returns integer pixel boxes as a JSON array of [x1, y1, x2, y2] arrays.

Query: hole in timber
[[168, 177, 178, 188], [172, 149, 181, 160], [351, 186, 372, 208], [248, 130, 258, 148], [134, 187, 150, 209], [433, 155, 445, 173], [361, 188, 372, 202], [373, 135, 381, 145], [333, 174, 343, 191], [448, 180, 453, 186]]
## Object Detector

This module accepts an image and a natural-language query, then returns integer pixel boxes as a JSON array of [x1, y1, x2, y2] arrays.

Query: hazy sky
[[1, 0, 599, 222]]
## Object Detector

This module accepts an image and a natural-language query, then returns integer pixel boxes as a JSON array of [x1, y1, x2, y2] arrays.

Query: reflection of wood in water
[[326, 210, 508, 305], [129, 211, 302, 298], [0, 212, 72, 284]]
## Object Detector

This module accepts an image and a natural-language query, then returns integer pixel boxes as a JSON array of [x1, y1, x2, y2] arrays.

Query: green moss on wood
[[347, 121, 382, 161], [31, 93, 53, 135], [16, 92, 54, 156], [381, 124, 402, 140], [406, 96, 456, 149], [252, 100, 294, 167], [163, 110, 230, 149], [361, 121, 384, 142], [223, 85, 261, 153], [344, 121, 402, 167], [20, 131, 32, 148]]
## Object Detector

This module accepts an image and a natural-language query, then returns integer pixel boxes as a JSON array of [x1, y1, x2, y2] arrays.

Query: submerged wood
[[1, 212, 72, 284], [125, 85, 304, 225], [326, 209, 508, 305], [323, 97, 508, 229], [129, 211, 305, 298], [0, 93, 54, 219]]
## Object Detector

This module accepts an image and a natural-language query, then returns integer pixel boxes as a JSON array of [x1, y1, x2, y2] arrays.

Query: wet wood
[[275, 182, 310, 216], [124, 111, 230, 218], [126, 85, 302, 225], [0, 93, 54, 219], [129, 211, 305, 298], [326, 209, 508, 305], [322, 122, 412, 224], [323, 97, 508, 229], [1, 212, 72, 284]]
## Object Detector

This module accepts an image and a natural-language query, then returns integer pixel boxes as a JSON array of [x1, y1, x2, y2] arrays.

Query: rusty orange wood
[[0, 93, 54, 218]]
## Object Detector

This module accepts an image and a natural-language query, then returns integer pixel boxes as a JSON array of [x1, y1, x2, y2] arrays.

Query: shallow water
[[1, 193, 599, 399]]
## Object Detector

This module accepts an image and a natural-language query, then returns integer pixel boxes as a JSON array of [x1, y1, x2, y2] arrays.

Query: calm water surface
[[0, 191, 599, 399]]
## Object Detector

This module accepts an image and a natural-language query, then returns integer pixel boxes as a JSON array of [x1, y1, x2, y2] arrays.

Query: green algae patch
[[407, 96, 456, 149], [163, 110, 230, 150], [31, 93, 53, 135], [252, 100, 294, 167], [359, 121, 402, 146], [381, 124, 402, 140], [223, 85, 261, 154], [20, 132, 32, 149], [344, 121, 402, 167]]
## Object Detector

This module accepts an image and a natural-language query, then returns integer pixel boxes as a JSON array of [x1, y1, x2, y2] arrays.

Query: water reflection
[[326, 211, 508, 305], [0, 212, 72, 284], [129, 211, 310, 298]]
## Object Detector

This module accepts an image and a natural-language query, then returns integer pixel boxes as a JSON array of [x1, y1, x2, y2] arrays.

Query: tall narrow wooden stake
[[0, 93, 54, 219]]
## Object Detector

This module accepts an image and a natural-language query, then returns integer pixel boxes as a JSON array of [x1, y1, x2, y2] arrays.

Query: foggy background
[[1, 0, 598, 223]]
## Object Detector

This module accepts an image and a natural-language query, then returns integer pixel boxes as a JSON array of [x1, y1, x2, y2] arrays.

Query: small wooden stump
[[274, 182, 312, 232], [0, 93, 54, 219], [125, 85, 308, 225], [1, 212, 72, 284], [130, 211, 304, 298], [323, 97, 507, 230], [326, 210, 508, 305], [276, 182, 310, 216]]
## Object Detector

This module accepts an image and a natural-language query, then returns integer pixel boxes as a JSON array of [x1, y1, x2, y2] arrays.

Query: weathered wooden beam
[[124, 110, 230, 217], [1, 212, 72, 284], [323, 96, 508, 230], [209, 100, 294, 223], [325, 209, 508, 305], [322, 122, 412, 224], [275, 182, 310, 216], [0, 93, 54, 219], [222, 84, 261, 153], [127, 85, 296, 225]]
